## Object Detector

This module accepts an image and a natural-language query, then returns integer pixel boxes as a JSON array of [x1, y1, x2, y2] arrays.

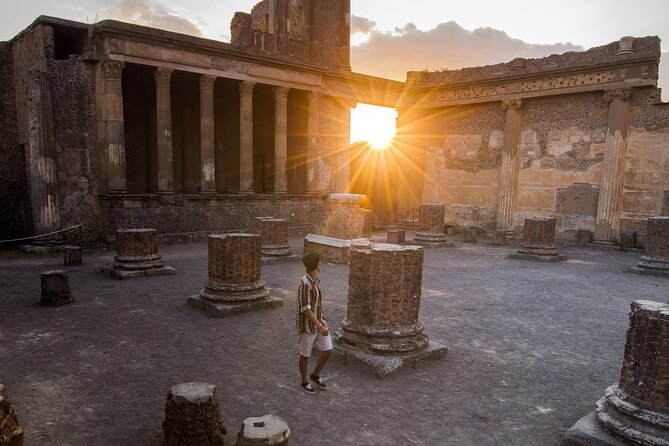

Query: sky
[[1, 0, 667, 97]]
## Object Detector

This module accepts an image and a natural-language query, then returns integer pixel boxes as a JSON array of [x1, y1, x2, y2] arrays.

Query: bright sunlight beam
[[350, 103, 398, 149]]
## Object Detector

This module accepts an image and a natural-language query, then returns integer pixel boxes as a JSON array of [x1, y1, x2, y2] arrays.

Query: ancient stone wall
[[0, 42, 32, 240]]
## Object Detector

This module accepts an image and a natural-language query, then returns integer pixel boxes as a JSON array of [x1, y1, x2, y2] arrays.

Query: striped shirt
[[296, 274, 323, 334]]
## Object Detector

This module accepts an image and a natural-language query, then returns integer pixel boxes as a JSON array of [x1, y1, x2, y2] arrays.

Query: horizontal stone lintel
[[305, 234, 370, 248]]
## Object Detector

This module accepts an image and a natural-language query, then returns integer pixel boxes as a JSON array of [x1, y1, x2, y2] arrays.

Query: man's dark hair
[[303, 253, 321, 272]]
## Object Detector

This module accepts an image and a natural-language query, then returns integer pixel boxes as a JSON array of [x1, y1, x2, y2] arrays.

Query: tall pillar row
[[594, 88, 632, 243], [495, 99, 523, 234]]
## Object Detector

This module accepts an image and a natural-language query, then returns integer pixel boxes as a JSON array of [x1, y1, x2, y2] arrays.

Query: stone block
[[235, 414, 290, 446], [163, 382, 225, 446], [40, 270, 73, 306], [618, 231, 637, 249], [386, 229, 406, 244], [0, 384, 24, 446], [556, 183, 599, 215], [463, 228, 477, 243], [63, 245, 82, 266], [492, 230, 507, 246], [575, 229, 593, 247]]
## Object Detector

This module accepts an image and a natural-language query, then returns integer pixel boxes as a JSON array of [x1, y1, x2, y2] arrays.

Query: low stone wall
[[100, 193, 326, 242]]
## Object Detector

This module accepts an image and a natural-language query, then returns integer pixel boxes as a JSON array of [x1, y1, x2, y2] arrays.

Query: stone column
[[163, 382, 225, 446], [239, 81, 255, 193], [274, 87, 289, 194], [338, 0, 351, 71], [255, 217, 291, 256], [40, 270, 73, 306], [200, 75, 217, 193], [631, 216, 669, 276], [415, 203, 448, 243], [594, 88, 632, 243], [28, 69, 61, 234], [104, 229, 176, 278], [496, 99, 523, 234], [509, 216, 566, 262], [96, 60, 127, 193], [333, 100, 353, 193], [155, 68, 174, 193], [306, 91, 321, 194]]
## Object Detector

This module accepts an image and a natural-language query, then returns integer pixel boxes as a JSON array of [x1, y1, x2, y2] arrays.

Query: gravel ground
[[0, 233, 666, 446]]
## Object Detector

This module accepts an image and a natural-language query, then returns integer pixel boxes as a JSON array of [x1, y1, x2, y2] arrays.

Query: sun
[[350, 103, 397, 150]]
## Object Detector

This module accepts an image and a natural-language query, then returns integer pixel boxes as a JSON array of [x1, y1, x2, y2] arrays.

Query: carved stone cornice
[[240, 81, 255, 97], [501, 99, 522, 111], [154, 68, 173, 86], [274, 86, 289, 102], [99, 60, 125, 79], [603, 88, 632, 103], [199, 75, 216, 91]]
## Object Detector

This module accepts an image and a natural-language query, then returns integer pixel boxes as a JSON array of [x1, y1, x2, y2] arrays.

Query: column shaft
[[333, 101, 352, 193], [338, 0, 351, 70], [274, 87, 289, 194], [200, 75, 216, 193], [239, 81, 255, 193], [155, 68, 174, 193], [306, 91, 321, 194], [495, 99, 523, 233], [595, 89, 632, 242], [96, 60, 127, 193]]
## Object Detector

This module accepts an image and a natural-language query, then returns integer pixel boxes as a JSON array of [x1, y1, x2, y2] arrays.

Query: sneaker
[[310, 374, 327, 390], [300, 382, 315, 394]]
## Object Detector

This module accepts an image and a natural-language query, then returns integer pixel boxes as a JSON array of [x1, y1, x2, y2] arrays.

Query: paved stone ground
[[0, 233, 667, 446]]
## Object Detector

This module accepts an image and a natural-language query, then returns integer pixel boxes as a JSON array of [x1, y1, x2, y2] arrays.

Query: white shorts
[[298, 331, 333, 357]]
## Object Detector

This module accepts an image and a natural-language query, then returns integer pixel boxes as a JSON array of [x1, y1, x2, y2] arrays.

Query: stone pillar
[[163, 382, 225, 446], [274, 87, 289, 194], [40, 270, 73, 306], [566, 300, 669, 446], [255, 217, 291, 256], [96, 60, 127, 193], [200, 75, 217, 193], [27, 70, 61, 235], [333, 100, 353, 194], [509, 216, 566, 262], [0, 384, 24, 445], [63, 246, 82, 266], [415, 203, 448, 243], [338, 0, 351, 71], [239, 81, 255, 194], [201, 234, 267, 302], [104, 229, 176, 278], [274, 0, 288, 54], [631, 216, 669, 277], [235, 415, 290, 446], [595, 88, 632, 243], [155, 68, 174, 193], [496, 99, 523, 234], [306, 91, 321, 194]]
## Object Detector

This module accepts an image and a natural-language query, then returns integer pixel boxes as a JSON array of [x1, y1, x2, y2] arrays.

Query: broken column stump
[[387, 229, 406, 244], [563, 300, 669, 446], [255, 217, 291, 257], [188, 234, 283, 317], [101, 229, 176, 279], [235, 414, 290, 446], [630, 217, 669, 277], [463, 228, 477, 243], [163, 382, 226, 446], [575, 229, 592, 247], [508, 217, 566, 262], [63, 245, 82, 266], [40, 270, 73, 306], [492, 230, 507, 246], [618, 230, 637, 249], [333, 243, 447, 377], [0, 384, 25, 446], [414, 203, 449, 246]]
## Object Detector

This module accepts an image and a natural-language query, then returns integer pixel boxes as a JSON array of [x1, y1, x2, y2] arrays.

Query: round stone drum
[[113, 229, 164, 270], [255, 217, 291, 256], [336, 243, 429, 355], [415, 203, 447, 242], [200, 233, 269, 303], [634, 216, 669, 275]]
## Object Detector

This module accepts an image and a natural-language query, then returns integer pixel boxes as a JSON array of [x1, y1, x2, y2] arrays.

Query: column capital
[[200, 74, 216, 92], [275, 86, 289, 102], [240, 81, 255, 97], [99, 60, 125, 79], [155, 68, 173, 87], [501, 98, 522, 111], [603, 88, 632, 103]]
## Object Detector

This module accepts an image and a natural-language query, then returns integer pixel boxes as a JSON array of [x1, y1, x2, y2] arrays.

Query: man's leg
[[299, 355, 309, 384], [312, 349, 332, 377]]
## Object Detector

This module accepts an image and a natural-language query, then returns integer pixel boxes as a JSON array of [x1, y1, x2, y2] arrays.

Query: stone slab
[[304, 234, 369, 248], [412, 240, 455, 249], [508, 253, 567, 262], [562, 411, 631, 446], [261, 254, 301, 265], [627, 266, 669, 278], [330, 339, 448, 378], [99, 264, 176, 279], [187, 294, 284, 317]]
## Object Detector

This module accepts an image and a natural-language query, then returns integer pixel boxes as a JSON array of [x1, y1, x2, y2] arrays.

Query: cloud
[[99, 0, 203, 37], [351, 21, 584, 81], [351, 15, 376, 35]]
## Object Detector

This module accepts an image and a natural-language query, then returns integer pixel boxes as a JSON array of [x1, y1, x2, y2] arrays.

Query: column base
[[187, 294, 283, 318], [99, 264, 176, 279], [563, 411, 631, 446]]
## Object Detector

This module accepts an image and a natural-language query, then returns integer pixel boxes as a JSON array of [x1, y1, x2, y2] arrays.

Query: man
[[297, 252, 332, 394]]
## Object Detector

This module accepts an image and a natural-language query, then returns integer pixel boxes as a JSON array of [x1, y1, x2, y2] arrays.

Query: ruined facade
[[0, 1, 667, 244]]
